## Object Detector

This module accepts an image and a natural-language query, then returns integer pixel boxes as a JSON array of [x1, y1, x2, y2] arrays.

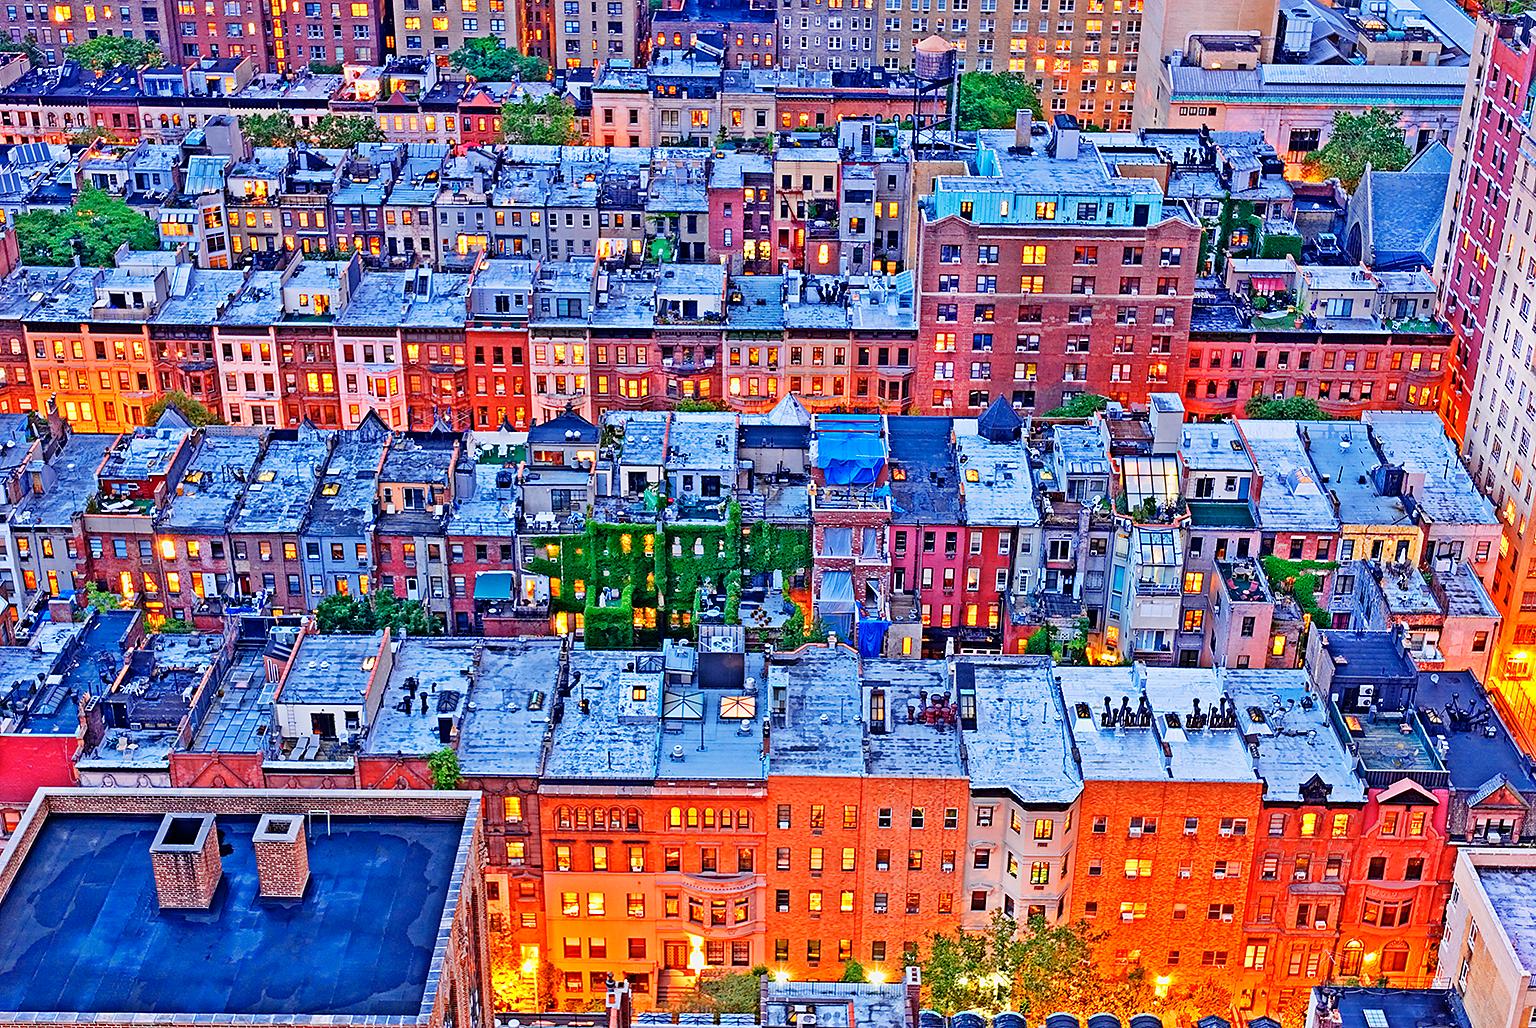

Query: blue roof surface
[[0, 813, 463, 1016]]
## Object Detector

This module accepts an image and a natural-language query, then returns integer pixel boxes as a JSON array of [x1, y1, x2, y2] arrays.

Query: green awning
[[474, 571, 517, 600]]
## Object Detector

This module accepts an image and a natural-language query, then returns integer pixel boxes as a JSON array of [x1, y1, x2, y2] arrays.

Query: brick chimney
[[605, 976, 633, 1028], [252, 813, 310, 899], [150, 813, 222, 910]]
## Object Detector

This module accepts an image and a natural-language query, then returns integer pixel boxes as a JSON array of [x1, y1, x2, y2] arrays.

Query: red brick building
[[916, 122, 1201, 418]]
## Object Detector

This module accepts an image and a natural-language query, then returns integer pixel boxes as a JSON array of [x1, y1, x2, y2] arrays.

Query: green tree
[[839, 959, 868, 983], [696, 970, 764, 1013], [0, 34, 44, 68], [675, 398, 727, 412], [84, 581, 131, 612], [450, 37, 550, 81], [1304, 108, 1412, 190], [153, 617, 194, 634], [1244, 395, 1331, 421], [500, 95, 580, 145], [147, 390, 223, 428], [14, 187, 159, 267], [427, 747, 462, 789], [780, 605, 807, 649], [724, 576, 742, 624], [1024, 623, 1056, 656], [924, 913, 1142, 1018], [65, 36, 164, 72], [308, 113, 386, 149], [956, 72, 1042, 131], [314, 592, 443, 635], [240, 111, 300, 147], [67, 125, 115, 147], [1044, 393, 1109, 419]]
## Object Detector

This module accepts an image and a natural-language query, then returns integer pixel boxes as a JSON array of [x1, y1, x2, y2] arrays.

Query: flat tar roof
[[0, 810, 466, 1016]]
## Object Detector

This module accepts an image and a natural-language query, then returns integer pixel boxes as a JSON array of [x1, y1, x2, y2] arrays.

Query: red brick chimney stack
[[150, 813, 222, 910], [253, 813, 310, 899]]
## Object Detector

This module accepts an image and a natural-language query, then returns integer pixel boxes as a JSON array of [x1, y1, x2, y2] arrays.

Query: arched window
[[687, 807, 700, 828], [627, 808, 642, 832], [557, 807, 573, 830], [720, 809, 734, 829], [737, 808, 750, 829], [1380, 942, 1410, 976], [610, 807, 623, 830], [575, 808, 590, 830], [1340, 940, 1364, 978], [704, 808, 717, 829], [669, 806, 682, 829]]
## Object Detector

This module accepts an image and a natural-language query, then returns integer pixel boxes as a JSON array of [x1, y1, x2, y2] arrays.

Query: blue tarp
[[856, 617, 890, 658], [816, 431, 886, 485]]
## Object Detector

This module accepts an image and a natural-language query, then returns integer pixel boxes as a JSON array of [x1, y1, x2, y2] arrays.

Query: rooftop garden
[[1261, 555, 1336, 627], [523, 500, 810, 648]]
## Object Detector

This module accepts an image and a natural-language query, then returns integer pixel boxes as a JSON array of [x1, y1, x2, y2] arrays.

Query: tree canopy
[[1245, 395, 1332, 421], [693, 970, 765, 1013], [0, 34, 44, 68], [65, 36, 165, 72], [427, 747, 462, 789], [1044, 393, 1109, 419], [314, 592, 443, 636], [240, 111, 299, 147], [309, 114, 387, 149], [956, 72, 1042, 131], [923, 913, 1232, 1021], [15, 187, 159, 266], [449, 37, 550, 81], [1304, 108, 1412, 190], [500, 95, 580, 145], [147, 391, 224, 428], [238, 111, 383, 149]]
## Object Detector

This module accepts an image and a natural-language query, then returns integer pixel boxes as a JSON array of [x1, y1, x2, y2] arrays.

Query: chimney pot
[[253, 813, 310, 899], [150, 812, 222, 910]]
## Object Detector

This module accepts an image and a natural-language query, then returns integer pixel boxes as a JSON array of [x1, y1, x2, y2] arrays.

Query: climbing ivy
[[583, 584, 635, 650], [526, 500, 809, 648]]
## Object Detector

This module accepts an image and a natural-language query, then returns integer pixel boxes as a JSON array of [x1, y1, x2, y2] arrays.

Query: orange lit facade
[[1066, 778, 1264, 999], [763, 775, 970, 980], [536, 788, 770, 1008]]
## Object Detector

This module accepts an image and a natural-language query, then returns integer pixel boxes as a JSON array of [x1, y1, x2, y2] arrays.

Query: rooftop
[[861, 659, 964, 779], [1237, 419, 1340, 533], [1362, 411, 1497, 526], [1059, 666, 1258, 783], [544, 646, 766, 782], [31, 611, 138, 735], [1476, 867, 1536, 974], [958, 657, 1081, 806], [456, 638, 561, 778], [365, 638, 474, 756], [667, 412, 738, 471], [12, 433, 116, 530], [159, 431, 264, 534], [236, 432, 331, 534], [767, 645, 866, 777], [187, 635, 281, 754], [276, 634, 384, 707], [956, 429, 1038, 526], [1415, 669, 1536, 796], [1223, 670, 1366, 804], [99, 423, 192, 485], [0, 798, 471, 1017], [887, 417, 959, 525], [1181, 422, 1253, 473]]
